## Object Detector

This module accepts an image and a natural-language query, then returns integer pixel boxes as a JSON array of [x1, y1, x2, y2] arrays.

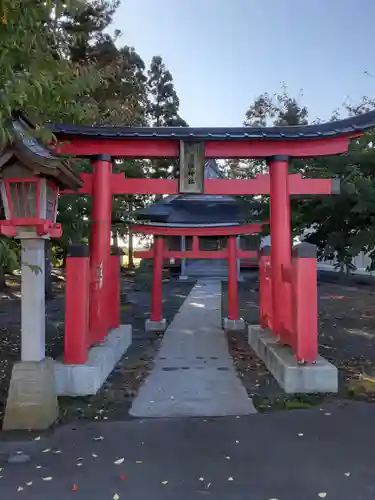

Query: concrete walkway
[[130, 280, 255, 417]]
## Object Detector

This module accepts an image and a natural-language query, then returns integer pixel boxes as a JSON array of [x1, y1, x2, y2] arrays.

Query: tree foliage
[[236, 86, 375, 271], [0, 1, 188, 270]]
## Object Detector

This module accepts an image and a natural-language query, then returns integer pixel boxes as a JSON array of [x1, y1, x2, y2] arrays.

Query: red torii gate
[[46, 110, 375, 365], [133, 223, 262, 330]]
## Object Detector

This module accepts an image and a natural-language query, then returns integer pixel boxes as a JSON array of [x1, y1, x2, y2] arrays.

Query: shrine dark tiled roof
[[49, 110, 375, 141]]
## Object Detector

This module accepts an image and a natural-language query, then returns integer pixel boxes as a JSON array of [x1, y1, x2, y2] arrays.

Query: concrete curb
[[248, 325, 338, 393], [54, 325, 132, 396]]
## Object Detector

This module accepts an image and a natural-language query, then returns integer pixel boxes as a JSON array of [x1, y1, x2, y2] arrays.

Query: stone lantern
[[0, 113, 82, 430]]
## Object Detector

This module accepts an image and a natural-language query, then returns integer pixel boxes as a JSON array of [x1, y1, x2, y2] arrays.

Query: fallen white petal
[[26, 482, 33, 486], [42, 449, 51, 453], [93, 436, 104, 441], [17, 486, 24, 492], [344, 472, 351, 477], [76, 457, 84, 461], [298, 433, 304, 437], [34, 436, 41, 441], [226, 456, 231, 460], [113, 494, 120, 500], [42, 477, 52, 481], [92, 453, 98, 458], [235, 440, 240, 444], [318, 493, 327, 498], [36, 465, 42, 469], [324, 413, 332, 416], [199, 477, 204, 481], [114, 458, 125, 465], [76, 463, 83, 467], [228, 476, 234, 481], [53, 450, 61, 455], [207, 482, 211, 489]]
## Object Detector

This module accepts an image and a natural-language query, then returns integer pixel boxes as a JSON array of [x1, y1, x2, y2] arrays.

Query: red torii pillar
[[146, 235, 166, 332], [90, 154, 112, 344], [223, 235, 245, 331], [268, 155, 292, 340]]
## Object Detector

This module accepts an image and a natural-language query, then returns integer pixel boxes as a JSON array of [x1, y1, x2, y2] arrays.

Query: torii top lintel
[[50, 110, 375, 159]]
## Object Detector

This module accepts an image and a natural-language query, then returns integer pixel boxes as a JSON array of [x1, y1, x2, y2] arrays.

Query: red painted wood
[[55, 135, 354, 158], [269, 158, 292, 337], [237, 249, 258, 259], [259, 254, 272, 330], [61, 174, 336, 197], [134, 249, 257, 260], [89, 157, 112, 344], [192, 236, 199, 252], [108, 255, 121, 329], [293, 255, 318, 363], [227, 236, 239, 321], [55, 138, 179, 157], [132, 224, 263, 236], [135, 250, 228, 259], [64, 254, 89, 364], [151, 236, 164, 322], [205, 136, 352, 158]]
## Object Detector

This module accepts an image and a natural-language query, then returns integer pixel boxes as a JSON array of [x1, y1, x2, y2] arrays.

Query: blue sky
[[112, 0, 375, 127]]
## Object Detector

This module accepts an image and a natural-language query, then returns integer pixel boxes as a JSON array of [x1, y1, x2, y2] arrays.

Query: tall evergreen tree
[[147, 56, 187, 127], [146, 56, 187, 185]]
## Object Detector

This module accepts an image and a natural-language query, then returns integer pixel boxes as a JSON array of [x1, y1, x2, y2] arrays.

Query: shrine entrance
[[51, 119, 344, 377], [7, 110, 375, 402]]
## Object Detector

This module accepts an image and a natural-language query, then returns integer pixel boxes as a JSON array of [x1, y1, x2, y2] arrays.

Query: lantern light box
[[0, 115, 82, 238]]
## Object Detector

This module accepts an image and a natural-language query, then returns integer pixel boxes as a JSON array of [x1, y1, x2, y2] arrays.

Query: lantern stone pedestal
[[3, 358, 58, 431], [3, 238, 58, 431]]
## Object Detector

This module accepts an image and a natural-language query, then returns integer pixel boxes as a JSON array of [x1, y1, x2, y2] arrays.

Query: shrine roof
[[48, 110, 375, 141], [135, 193, 263, 226]]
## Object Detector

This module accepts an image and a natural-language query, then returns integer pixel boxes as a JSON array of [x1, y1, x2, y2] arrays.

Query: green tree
[[0, 0, 106, 136], [294, 100, 375, 270], [147, 56, 187, 184]]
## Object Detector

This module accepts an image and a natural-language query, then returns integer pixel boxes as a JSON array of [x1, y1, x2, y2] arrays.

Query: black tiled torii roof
[[49, 110, 375, 141]]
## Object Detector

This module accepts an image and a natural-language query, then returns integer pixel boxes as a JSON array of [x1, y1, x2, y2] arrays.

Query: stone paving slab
[[130, 281, 255, 417], [1, 402, 375, 499]]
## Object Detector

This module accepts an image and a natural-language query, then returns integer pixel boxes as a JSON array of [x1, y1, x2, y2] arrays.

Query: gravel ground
[[222, 272, 375, 410]]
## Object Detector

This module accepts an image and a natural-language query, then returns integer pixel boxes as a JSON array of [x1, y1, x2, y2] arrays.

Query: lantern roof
[[0, 113, 82, 190], [48, 110, 375, 141]]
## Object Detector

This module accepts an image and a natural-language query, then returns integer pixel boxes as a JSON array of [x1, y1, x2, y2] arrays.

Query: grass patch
[[253, 394, 325, 412], [347, 375, 375, 397]]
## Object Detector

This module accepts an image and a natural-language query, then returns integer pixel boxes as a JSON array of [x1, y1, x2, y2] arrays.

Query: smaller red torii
[[133, 223, 261, 328]]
